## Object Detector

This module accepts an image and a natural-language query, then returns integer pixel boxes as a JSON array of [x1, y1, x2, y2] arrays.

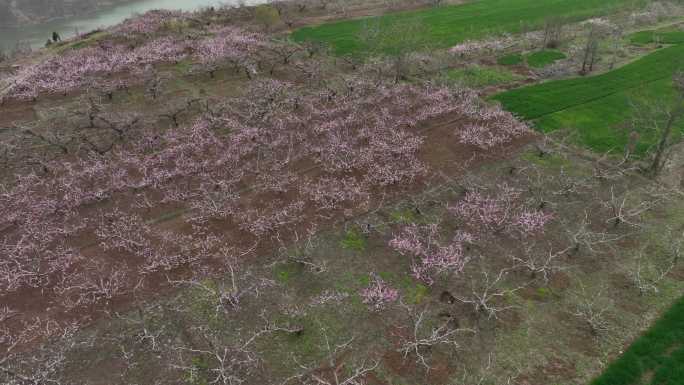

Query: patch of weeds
[[357, 274, 372, 287], [400, 278, 430, 304], [173, 59, 195, 75], [184, 356, 210, 385], [522, 150, 572, 170], [378, 271, 398, 282], [260, 310, 351, 378], [340, 228, 367, 252], [497, 53, 524, 66], [333, 272, 375, 295], [185, 279, 223, 328], [273, 261, 303, 284], [536, 287, 553, 300], [390, 207, 418, 224]]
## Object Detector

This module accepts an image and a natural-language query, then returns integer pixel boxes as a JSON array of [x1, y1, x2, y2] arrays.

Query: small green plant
[[340, 228, 367, 251], [390, 208, 418, 224], [274, 261, 301, 284], [184, 356, 210, 385], [401, 279, 430, 304], [536, 287, 552, 299], [522, 150, 572, 169]]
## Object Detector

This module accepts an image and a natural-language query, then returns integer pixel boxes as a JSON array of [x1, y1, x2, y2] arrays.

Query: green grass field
[[591, 296, 684, 385], [492, 43, 684, 153], [292, 0, 644, 56]]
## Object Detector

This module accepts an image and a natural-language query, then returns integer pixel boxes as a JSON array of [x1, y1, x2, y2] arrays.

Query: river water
[[0, 0, 263, 50]]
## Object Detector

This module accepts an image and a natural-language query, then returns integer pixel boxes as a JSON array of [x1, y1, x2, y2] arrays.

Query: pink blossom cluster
[[0, 75, 529, 320], [1, 27, 265, 102], [300, 177, 370, 211], [111, 9, 190, 38], [193, 26, 268, 78], [2, 37, 190, 101], [448, 35, 514, 57], [449, 184, 553, 237], [456, 106, 530, 149], [360, 275, 399, 311], [389, 224, 469, 285]]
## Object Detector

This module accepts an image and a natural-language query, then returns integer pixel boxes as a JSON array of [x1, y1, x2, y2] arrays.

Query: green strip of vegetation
[[591, 295, 684, 385], [492, 40, 684, 154], [292, 0, 644, 56], [629, 29, 684, 45], [534, 77, 683, 154], [492, 43, 684, 120]]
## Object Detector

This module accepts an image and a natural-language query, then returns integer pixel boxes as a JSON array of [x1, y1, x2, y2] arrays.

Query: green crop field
[[493, 44, 684, 120], [292, 0, 645, 56], [492, 43, 684, 153], [591, 296, 684, 385]]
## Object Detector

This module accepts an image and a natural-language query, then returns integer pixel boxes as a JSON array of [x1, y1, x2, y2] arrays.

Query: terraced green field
[[493, 43, 684, 153], [292, 0, 644, 56], [591, 296, 684, 385]]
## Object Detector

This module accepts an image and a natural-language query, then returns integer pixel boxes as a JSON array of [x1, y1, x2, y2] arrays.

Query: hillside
[[1, 1, 684, 384]]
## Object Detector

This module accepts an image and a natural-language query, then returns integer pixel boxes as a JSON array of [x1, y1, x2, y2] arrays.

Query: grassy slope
[[591, 296, 684, 385], [292, 0, 643, 56], [492, 44, 684, 120], [492, 43, 684, 153]]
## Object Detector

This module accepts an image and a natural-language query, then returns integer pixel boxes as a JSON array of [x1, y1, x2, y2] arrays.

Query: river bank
[[0, 0, 260, 49]]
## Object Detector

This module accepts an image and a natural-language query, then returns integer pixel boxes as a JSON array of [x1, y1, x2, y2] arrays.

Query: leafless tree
[[455, 267, 526, 319], [393, 305, 473, 370], [603, 186, 663, 229], [565, 211, 625, 256], [282, 327, 378, 385], [570, 283, 612, 336], [542, 17, 565, 49], [627, 246, 674, 296], [630, 71, 684, 176], [511, 244, 569, 283], [172, 313, 301, 385], [579, 19, 616, 75]]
